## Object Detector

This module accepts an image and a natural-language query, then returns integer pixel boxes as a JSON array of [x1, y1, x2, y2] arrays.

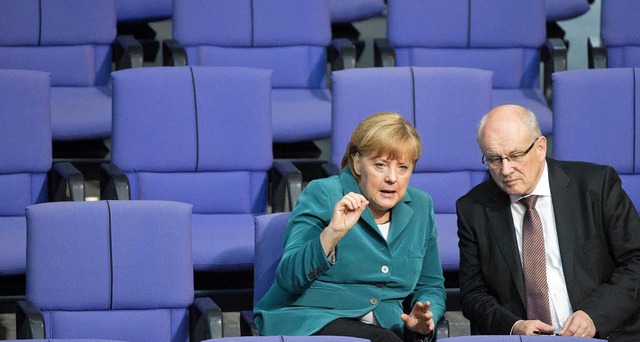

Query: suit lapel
[[486, 181, 526, 305], [547, 159, 576, 293], [387, 194, 413, 245]]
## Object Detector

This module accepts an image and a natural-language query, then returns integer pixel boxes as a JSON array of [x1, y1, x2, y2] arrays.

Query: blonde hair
[[341, 112, 422, 179]]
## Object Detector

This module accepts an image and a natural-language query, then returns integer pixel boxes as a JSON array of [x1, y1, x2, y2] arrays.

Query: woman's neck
[[373, 212, 390, 225]]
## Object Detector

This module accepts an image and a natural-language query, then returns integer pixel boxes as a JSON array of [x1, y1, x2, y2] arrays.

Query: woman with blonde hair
[[255, 112, 446, 342]]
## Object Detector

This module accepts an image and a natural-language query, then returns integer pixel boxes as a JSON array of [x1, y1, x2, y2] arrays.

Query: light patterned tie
[[520, 195, 552, 325]]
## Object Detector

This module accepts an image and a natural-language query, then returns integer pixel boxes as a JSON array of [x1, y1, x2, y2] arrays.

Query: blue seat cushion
[[434, 214, 459, 272], [51, 86, 112, 140], [272, 89, 331, 142], [544, 0, 590, 22], [45, 308, 188, 341], [192, 214, 255, 272], [0, 217, 26, 275], [329, 0, 385, 23]]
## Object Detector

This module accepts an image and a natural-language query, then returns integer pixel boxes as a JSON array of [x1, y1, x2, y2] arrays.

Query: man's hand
[[401, 301, 435, 336], [511, 319, 555, 335], [559, 310, 596, 337]]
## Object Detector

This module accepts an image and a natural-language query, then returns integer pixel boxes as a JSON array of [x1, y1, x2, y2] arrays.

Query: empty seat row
[[105, 66, 301, 273], [0, 0, 357, 160], [0, 67, 300, 283], [3, 0, 636, 164], [14, 198, 372, 341], [0, 69, 85, 277], [5, 63, 640, 296]]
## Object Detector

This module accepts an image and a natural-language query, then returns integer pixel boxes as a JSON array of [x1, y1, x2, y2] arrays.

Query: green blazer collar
[[339, 168, 414, 245]]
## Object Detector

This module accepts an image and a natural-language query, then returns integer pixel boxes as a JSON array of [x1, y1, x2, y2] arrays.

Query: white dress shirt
[[509, 162, 573, 332], [360, 221, 390, 326]]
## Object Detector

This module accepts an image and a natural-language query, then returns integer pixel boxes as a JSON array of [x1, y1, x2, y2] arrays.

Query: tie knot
[[519, 195, 539, 209]]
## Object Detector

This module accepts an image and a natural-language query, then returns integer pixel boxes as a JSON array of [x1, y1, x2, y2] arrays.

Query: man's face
[[482, 134, 546, 197]]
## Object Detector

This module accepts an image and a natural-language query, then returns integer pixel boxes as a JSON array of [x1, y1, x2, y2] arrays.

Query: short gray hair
[[476, 107, 541, 147]]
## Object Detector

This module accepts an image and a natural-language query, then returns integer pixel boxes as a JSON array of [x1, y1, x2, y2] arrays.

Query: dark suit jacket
[[456, 158, 640, 341]]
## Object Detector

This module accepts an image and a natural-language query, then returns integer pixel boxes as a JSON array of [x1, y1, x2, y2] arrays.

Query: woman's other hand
[[401, 301, 435, 336]]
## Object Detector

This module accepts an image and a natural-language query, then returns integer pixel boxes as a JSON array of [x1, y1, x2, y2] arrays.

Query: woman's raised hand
[[320, 192, 369, 255]]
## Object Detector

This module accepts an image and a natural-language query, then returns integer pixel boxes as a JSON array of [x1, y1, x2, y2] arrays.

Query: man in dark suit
[[456, 104, 640, 340]]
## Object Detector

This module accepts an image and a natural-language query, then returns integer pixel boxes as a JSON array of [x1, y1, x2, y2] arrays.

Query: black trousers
[[314, 318, 404, 342]]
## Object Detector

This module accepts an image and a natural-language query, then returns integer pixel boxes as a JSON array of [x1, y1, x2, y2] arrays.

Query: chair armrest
[[403, 317, 447, 341], [434, 317, 449, 340], [49, 162, 85, 201], [271, 160, 303, 212], [320, 162, 340, 177], [588, 36, 607, 69], [15, 300, 45, 339], [329, 38, 357, 71], [190, 297, 223, 341], [113, 35, 144, 70], [163, 39, 188, 66], [99, 163, 130, 200], [239, 311, 260, 336], [374, 38, 396, 67], [542, 38, 567, 105]]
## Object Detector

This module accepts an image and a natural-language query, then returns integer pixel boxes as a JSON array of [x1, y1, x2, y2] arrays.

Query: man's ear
[[353, 153, 361, 176], [537, 136, 548, 160]]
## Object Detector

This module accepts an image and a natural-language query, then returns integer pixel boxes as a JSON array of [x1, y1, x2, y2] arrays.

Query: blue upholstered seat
[[115, 0, 171, 22], [438, 336, 604, 341], [0, 69, 84, 278], [553, 68, 640, 208], [0, 0, 141, 145], [17, 200, 221, 341], [204, 336, 369, 342], [103, 66, 300, 273], [544, 0, 591, 22], [239, 212, 292, 336], [376, 0, 565, 136], [4, 339, 127, 342], [589, 0, 640, 69], [329, 0, 386, 24], [165, 0, 355, 147], [330, 66, 492, 274]]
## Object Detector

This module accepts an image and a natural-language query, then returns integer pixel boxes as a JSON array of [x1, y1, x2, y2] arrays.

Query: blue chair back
[[385, 0, 552, 136], [111, 66, 273, 272], [436, 337, 519, 342], [0, 0, 117, 140], [331, 66, 492, 272], [172, 0, 332, 143], [0, 69, 51, 276], [553, 67, 640, 208], [521, 336, 607, 342], [253, 212, 293, 306], [4, 340, 127, 342], [600, 0, 640, 68], [204, 336, 368, 341], [25, 200, 194, 341]]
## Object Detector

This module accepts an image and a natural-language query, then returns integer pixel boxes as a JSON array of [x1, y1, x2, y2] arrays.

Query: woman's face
[[353, 152, 413, 222]]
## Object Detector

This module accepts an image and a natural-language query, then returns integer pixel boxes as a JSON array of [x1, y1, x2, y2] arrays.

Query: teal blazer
[[254, 169, 446, 336]]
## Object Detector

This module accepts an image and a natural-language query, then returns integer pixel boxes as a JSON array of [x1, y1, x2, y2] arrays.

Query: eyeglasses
[[482, 137, 539, 168]]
